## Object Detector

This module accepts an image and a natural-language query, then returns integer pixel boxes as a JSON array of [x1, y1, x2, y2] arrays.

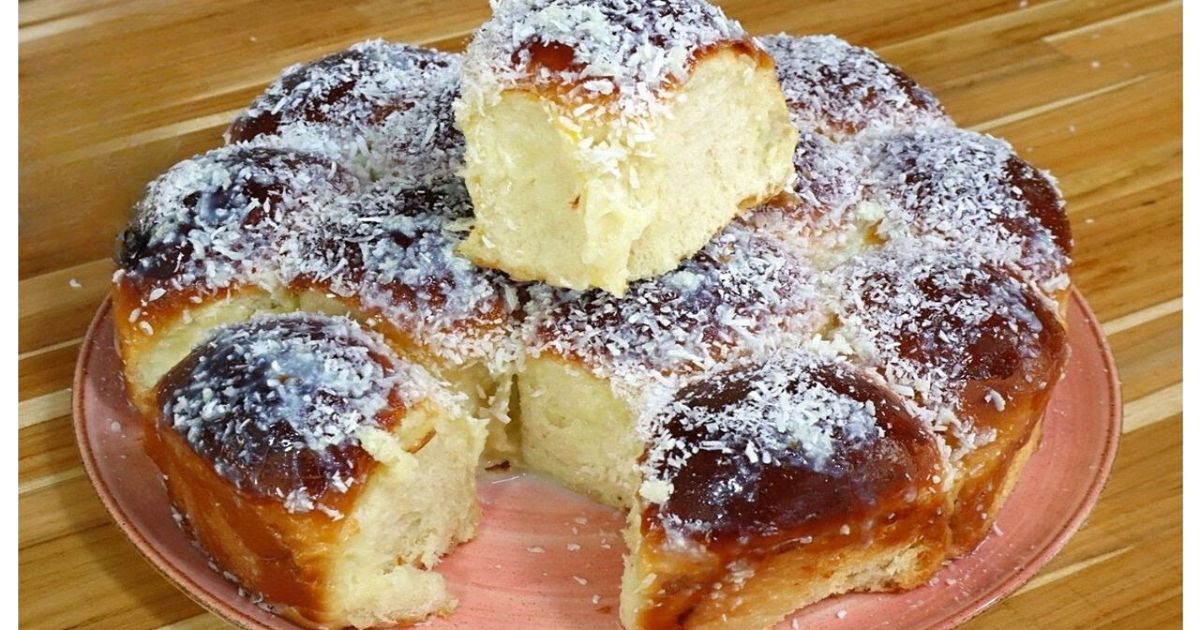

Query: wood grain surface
[[17, 1, 1182, 628]]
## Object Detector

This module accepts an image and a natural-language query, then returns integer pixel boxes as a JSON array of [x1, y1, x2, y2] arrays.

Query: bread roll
[[456, 0, 797, 294]]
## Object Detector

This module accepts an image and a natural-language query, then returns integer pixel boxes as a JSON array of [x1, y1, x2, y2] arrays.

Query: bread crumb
[[526, 546, 545, 554], [566, 543, 581, 552], [573, 576, 589, 586], [68, 278, 82, 289], [836, 609, 848, 619]]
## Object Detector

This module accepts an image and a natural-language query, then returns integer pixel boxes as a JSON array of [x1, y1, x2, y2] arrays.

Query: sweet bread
[[226, 40, 463, 186], [110, 20, 1073, 630], [146, 313, 484, 627], [624, 351, 950, 629], [518, 222, 824, 510], [455, 0, 797, 294], [113, 145, 519, 462]]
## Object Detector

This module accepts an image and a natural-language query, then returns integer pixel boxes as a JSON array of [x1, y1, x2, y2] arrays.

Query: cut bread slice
[[146, 314, 486, 629], [456, 0, 797, 294]]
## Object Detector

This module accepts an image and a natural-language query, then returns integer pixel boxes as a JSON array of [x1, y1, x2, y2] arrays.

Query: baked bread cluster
[[111, 2, 1072, 628]]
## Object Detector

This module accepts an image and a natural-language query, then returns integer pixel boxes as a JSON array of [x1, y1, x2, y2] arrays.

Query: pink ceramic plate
[[74, 290, 1121, 630]]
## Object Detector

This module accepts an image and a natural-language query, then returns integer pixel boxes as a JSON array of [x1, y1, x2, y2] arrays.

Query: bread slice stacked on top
[[455, 0, 797, 295]]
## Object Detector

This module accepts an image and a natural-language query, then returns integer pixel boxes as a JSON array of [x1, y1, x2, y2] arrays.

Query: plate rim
[[72, 288, 1123, 630]]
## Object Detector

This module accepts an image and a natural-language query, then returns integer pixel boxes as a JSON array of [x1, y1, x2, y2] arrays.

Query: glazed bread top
[[227, 40, 464, 186], [865, 128, 1072, 292], [292, 184, 518, 366], [117, 146, 359, 298], [155, 314, 428, 515], [760, 35, 947, 137], [117, 33, 1074, 530], [640, 350, 943, 538], [522, 223, 824, 392], [829, 244, 1068, 453], [459, 0, 761, 119]]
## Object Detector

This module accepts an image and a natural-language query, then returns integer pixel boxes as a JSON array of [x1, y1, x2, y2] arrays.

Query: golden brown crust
[[633, 354, 949, 629], [144, 314, 446, 628], [145, 411, 346, 626]]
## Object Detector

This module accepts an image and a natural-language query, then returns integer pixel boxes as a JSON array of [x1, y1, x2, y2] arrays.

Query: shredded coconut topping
[[827, 242, 1063, 447], [640, 351, 930, 536], [227, 40, 463, 187], [119, 145, 359, 296], [864, 127, 1072, 291], [119, 32, 1073, 524], [741, 130, 866, 247], [460, 0, 748, 120], [759, 34, 948, 137], [645, 352, 880, 481], [523, 223, 825, 396], [118, 144, 516, 366], [157, 314, 429, 512], [293, 183, 519, 367]]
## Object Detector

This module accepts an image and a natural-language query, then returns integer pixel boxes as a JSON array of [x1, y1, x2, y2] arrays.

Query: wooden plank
[[964, 417, 1182, 628], [19, 341, 82, 399], [19, 520, 207, 629], [18, 258, 111, 353], [19, 415, 81, 489], [1106, 309, 1182, 401]]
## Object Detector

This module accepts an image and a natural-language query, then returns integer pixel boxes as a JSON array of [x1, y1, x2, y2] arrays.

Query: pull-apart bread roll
[[625, 352, 949, 630], [456, 0, 798, 294], [147, 314, 484, 628], [113, 143, 519, 457], [829, 244, 1069, 554], [518, 224, 824, 510], [226, 40, 464, 187], [113, 146, 361, 411]]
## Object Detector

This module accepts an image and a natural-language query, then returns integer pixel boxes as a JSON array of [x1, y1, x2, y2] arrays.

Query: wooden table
[[18, 1, 1182, 628]]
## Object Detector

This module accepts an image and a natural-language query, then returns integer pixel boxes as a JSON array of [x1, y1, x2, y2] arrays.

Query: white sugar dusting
[[228, 40, 464, 187], [159, 314, 430, 512], [759, 34, 949, 137], [461, 0, 748, 119]]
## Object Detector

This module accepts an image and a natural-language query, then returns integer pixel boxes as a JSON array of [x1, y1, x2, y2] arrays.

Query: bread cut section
[[455, 0, 797, 294], [146, 314, 485, 628]]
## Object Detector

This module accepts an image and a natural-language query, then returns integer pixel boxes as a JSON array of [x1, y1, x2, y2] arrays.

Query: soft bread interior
[[517, 354, 644, 510], [458, 47, 796, 294], [295, 288, 517, 465], [624, 49, 797, 280], [327, 402, 487, 628]]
